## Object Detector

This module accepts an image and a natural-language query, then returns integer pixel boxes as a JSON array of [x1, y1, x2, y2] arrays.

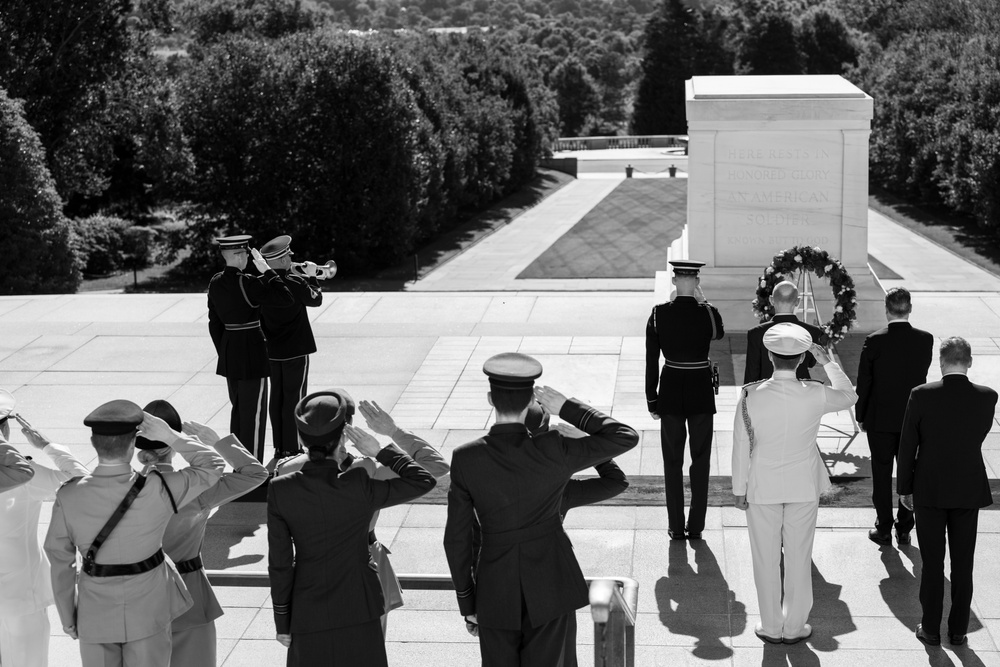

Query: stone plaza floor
[[3, 194, 1000, 664]]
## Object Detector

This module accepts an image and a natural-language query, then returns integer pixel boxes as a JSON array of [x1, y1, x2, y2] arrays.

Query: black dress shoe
[[783, 624, 812, 645], [686, 531, 703, 540], [868, 529, 891, 546], [668, 529, 687, 540], [916, 624, 941, 646], [949, 634, 967, 646], [754, 623, 782, 644], [896, 530, 911, 546]]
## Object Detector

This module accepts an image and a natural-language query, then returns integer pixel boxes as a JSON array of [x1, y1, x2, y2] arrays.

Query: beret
[[135, 399, 182, 450], [295, 390, 350, 447], [763, 322, 813, 356], [84, 400, 144, 436], [483, 353, 543, 389], [260, 235, 293, 261]]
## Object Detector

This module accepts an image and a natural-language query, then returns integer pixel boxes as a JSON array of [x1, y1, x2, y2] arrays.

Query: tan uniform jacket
[[0, 442, 33, 492], [149, 435, 268, 631], [43, 435, 225, 643], [1, 443, 88, 617]]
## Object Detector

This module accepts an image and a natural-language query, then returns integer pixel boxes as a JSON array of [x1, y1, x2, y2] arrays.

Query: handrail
[[554, 134, 687, 152], [207, 570, 637, 665]]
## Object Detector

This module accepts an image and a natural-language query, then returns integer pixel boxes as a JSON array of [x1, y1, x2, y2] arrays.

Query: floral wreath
[[752, 245, 857, 342]]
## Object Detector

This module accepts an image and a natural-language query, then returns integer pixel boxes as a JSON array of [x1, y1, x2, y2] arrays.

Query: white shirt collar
[[887, 318, 909, 324]]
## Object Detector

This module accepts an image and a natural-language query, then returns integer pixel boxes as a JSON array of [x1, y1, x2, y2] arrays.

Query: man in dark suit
[[898, 337, 996, 647], [444, 353, 639, 666], [743, 281, 824, 383], [207, 235, 293, 461], [267, 390, 436, 666], [856, 287, 934, 546], [259, 235, 324, 459], [646, 260, 724, 540]]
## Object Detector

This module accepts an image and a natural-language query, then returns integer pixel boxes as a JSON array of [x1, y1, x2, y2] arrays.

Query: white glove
[[251, 248, 270, 274]]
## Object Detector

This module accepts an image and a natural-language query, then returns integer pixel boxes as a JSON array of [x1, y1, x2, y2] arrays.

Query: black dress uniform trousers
[[660, 413, 713, 534], [914, 505, 980, 636], [288, 618, 387, 667], [479, 598, 570, 667], [269, 356, 309, 456], [227, 378, 268, 461], [869, 431, 914, 535]]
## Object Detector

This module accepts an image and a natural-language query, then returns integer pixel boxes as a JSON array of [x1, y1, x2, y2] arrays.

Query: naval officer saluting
[[207, 235, 293, 461], [645, 260, 724, 539]]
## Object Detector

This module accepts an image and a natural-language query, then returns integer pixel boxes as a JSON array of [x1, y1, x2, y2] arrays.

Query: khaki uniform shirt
[[44, 435, 224, 643]]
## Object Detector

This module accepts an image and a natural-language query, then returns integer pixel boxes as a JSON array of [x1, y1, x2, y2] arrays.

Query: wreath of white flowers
[[752, 245, 857, 342]]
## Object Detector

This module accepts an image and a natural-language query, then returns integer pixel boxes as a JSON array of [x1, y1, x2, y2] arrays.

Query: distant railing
[[554, 135, 687, 152], [207, 570, 638, 665]]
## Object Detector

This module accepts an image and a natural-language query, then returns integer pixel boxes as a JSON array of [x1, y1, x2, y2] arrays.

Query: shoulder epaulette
[[60, 475, 84, 488], [803, 379, 824, 384], [741, 379, 767, 390]]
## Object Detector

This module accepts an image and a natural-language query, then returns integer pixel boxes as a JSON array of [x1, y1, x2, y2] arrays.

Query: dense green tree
[[178, 0, 331, 45], [798, 5, 858, 75], [732, 0, 802, 75], [550, 57, 601, 135], [0, 89, 80, 294]]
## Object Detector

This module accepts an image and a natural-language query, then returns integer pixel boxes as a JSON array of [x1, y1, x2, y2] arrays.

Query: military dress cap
[[260, 235, 293, 261], [668, 260, 706, 276], [483, 352, 543, 389], [0, 389, 15, 424], [135, 399, 182, 450], [763, 322, 813, 356], [84, 399, 144, 436], [294, 390, 351, 447], [215, 234, 252, 249]]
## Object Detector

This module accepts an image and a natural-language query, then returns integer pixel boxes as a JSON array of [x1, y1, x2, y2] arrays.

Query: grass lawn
[[518, 178, 687, 279]]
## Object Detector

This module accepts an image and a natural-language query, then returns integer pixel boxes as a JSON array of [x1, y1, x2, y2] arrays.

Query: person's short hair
[[939, 337, 972, 367], [771, 281, 799, 307], [490, 386, 533, 416], [91, 432, 136, 459], [770, 352, 802, 370], [884, 287, 912, 317]]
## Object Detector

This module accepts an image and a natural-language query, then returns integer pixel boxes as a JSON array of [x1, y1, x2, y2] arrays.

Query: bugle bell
[[290, 260, 337, 280]]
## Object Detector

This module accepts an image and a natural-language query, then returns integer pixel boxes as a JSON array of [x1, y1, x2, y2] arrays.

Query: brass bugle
[[290, 260, 337, 280]]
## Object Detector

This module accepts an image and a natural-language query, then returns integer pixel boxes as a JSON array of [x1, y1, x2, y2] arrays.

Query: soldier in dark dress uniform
[[207, 235, 293, 461], [258, 235, 323, 458], [444, 353, 639, 667], [267, 390, 436, 666], [645, 260, 725, 540]]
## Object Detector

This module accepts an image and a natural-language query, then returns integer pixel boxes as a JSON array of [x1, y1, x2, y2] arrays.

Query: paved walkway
[[4, 185, 1000, 665]]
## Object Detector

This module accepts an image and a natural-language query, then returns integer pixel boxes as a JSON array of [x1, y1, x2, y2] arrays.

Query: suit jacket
[[561, 459, 628, 515], [207, 266, 293, 379], [897, 374, 996, 508], [645, 296, 725, 416], [267, 448, 435, 634], [733, 363, 857, 504], [260, 269, 322, 361], [443, 399, 639, 630], [743, 314, 824, 383], [149, 435, 268, 631], [855, 321, 934, 432], [44, 436, 224, 643], [1, 443, 88, 618]]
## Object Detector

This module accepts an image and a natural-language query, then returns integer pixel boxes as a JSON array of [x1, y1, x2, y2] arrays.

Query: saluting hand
[[344, 424, 382, 457], [250, 248, 271, 274], [17, 415, 51, 450], [534, 386, 567, 417], [139, 412, 179, 446], [183, 421, 221, 447], [810, 343, 832, 365], [358, 400, 398, 437]]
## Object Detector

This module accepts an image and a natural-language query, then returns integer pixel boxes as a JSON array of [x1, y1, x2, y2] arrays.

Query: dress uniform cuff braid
[[456, 586, 474, 599], [273, 603, 291, 615], [578, 407, 598, 432]]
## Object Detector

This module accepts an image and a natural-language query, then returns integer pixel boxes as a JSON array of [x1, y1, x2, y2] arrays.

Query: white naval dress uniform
[[0, 443, 89, 667], [732, 361, 857, 638]]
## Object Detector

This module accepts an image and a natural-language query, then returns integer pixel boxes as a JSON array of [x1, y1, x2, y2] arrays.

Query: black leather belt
[[663, 358, 711, 370], [481, 516, 561, 549], [83, 548, 165, 577], [225, 321, 261, 331], [175, 554, 203, 574]]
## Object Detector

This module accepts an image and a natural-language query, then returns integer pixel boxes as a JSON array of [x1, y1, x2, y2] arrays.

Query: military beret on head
[[327, 388, 355, 422], [135, 399, 182, 450], [295, 390, 350, 447], [763, 322, 813, 356], [669, 260, 705, 277], [84, 399, 144, 436], [260, 235, 293, 261], [0, 389, 15, 424], [483, 352, 543, 390], [216, 234, 252, 250]]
